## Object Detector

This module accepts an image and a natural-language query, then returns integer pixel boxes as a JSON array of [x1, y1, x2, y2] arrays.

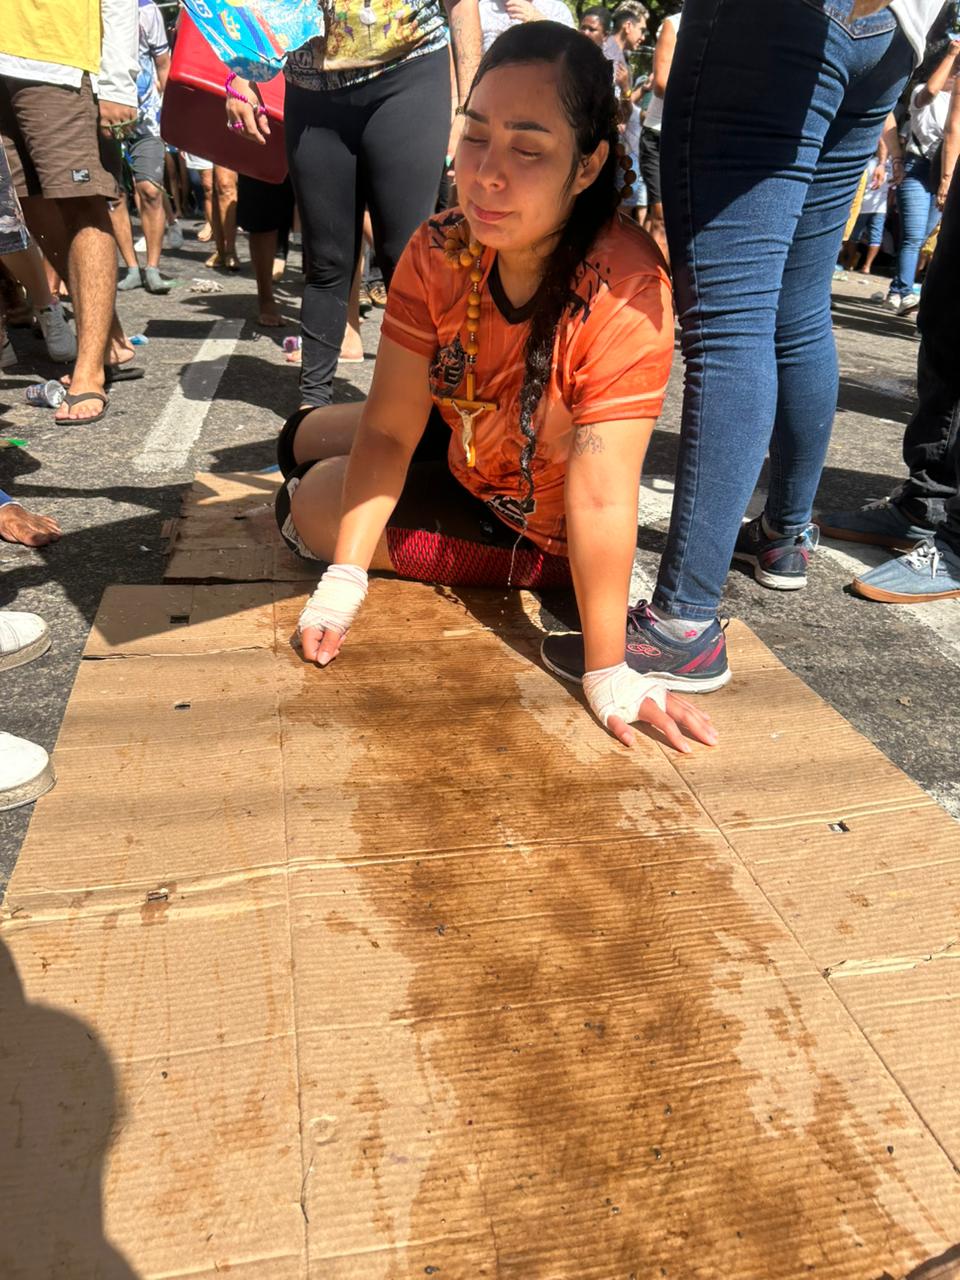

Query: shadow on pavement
[[0, 935, 137, 1277]]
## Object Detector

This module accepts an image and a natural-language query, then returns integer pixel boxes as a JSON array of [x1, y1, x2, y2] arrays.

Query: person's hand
[[583, 662, 719, 754], [937, 172, 953, 210], [890, 155, 904, 187], [298, 564, 368, 667], [505, 0, 542, 21], [870, 162, 886, 190], [300, 623, 346, 667], [97, 99, 137, 141], [614, 60, 630, 94], [225, 75, 271, 146], [0, 503, 61, 547]]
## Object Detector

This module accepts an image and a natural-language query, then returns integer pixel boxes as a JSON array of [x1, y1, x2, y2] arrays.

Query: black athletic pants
[[893, 164, 960, 556], [284, 49, 450, 407]]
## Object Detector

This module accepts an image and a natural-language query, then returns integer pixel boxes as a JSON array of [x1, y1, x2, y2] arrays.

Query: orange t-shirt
[[381, 208, 674, 556]]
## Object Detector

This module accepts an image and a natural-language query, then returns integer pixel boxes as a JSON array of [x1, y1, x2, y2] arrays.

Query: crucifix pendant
[[440, 395, 497, 468]]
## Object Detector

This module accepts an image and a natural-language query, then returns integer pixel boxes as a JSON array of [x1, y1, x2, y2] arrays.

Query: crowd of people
[[1, 0, 959, 810]]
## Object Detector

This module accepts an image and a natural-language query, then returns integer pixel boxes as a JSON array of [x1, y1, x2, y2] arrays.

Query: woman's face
[[456, 62, 606, 257]]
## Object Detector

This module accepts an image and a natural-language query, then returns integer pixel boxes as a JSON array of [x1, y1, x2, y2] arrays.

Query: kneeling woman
[[276, 22, 717, 755]]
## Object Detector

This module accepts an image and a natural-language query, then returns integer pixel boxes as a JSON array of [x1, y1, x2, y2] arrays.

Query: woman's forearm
[[332, 425, 415, 567], [444, 0, 482, 105], [566, 500, 638, 672], [919, 47, 959, 106]]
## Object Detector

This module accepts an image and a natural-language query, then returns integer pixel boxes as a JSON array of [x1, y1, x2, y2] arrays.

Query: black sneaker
[[540, 602, 731, 692], [732, 515, 818, 590]]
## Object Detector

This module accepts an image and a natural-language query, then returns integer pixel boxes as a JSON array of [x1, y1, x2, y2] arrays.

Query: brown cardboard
[[165, 471, 316, 582], [3, 581, 960, 1279]]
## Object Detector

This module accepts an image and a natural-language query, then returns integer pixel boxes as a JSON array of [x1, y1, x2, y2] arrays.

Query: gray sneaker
[[851, 537, 960, 603], [817, 497, 935, 551]]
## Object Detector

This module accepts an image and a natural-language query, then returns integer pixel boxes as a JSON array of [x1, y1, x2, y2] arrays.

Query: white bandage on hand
[[298, 564, 369, 636], [582, 661, 669, 730]]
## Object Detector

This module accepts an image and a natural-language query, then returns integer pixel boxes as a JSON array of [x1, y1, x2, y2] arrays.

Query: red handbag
[[161, 11, 288, 184]]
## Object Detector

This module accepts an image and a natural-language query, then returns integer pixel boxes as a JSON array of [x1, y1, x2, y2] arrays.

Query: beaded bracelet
[[224, 72, 268, 119]]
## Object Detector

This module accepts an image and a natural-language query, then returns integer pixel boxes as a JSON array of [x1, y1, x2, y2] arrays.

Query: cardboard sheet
[[3, 580, 960, 1279], [165, 471, 316, 583]]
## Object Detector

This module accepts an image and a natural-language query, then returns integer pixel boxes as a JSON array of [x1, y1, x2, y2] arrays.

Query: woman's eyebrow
[[463, 108, 552, 134]]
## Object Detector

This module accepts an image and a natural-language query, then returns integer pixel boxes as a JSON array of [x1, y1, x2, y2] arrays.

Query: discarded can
[[282, 336, 302, 352], [129, 334, 149, 345], [25, 380, 67, 408]]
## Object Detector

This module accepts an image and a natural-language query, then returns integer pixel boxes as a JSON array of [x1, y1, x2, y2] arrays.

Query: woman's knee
[[287, 457, 348, 558], [278, 402, 364, 474]]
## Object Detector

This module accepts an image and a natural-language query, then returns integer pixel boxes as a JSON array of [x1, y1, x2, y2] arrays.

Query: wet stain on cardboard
[[277, 584, 954, 1278]]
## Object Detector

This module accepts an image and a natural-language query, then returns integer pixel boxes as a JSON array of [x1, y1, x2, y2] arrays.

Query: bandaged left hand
[[582, 662, 719, 754]]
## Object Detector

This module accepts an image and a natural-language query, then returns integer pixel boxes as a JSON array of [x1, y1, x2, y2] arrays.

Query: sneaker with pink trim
[[540, 602, 731, 692]]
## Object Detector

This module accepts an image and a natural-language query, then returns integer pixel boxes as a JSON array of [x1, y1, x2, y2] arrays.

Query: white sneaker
[[0, 336, 16, 369], [898, 291, 920, 315], [37, 303, 77, 363], [884, 293, 902, 311], [0, 611, 51, 672], [0, 732, 56, 811], [165, 221, 184, 249], [133, 234, 147, 253]]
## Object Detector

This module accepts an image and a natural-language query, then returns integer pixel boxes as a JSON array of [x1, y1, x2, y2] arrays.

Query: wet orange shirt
[[381, 208, 674, 556]]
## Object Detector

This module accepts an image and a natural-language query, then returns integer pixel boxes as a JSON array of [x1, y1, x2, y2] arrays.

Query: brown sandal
[[56, 391, 108, 424]]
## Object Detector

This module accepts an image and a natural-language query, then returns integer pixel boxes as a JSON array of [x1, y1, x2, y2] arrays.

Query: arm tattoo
[[573, 424, 605, 456], [445, 0, 482, 100]]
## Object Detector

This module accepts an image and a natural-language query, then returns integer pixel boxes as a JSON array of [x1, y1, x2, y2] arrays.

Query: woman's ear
[[573, 140, 610, 195]]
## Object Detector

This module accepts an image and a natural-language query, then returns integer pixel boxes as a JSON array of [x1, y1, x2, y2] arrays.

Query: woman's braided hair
[[467, 23, 623, 517]]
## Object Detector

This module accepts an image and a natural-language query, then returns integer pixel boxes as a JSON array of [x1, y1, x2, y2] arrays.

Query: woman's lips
[[470, 203, 509, 223]]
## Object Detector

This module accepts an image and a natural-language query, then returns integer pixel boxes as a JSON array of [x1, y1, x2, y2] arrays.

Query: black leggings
[[284, 49, 450, 407]]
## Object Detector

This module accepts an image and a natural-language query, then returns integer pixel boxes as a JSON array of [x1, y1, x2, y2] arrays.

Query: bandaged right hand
[[582, 662, 719, 754], [298, 564, 368, 667]]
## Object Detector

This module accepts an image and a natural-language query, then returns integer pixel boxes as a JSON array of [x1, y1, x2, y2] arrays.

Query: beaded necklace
[[441, 225, 497, 467]]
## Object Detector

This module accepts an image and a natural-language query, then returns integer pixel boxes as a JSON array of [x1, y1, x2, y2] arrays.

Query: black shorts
[[639, 127, 663, 209], [274, 407, 571, 589], [237, 173, 295, 235]]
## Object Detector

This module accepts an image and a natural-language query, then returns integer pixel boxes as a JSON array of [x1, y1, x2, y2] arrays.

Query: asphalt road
[[1, 229, 957, 889]]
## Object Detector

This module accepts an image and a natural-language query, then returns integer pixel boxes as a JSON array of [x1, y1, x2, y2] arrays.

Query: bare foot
[[197, 222, 213, 242], [0, 504, 61, 546], [338, 341, 364, 362], [258, 303, 285, 327], [339, 319, 364, 363]]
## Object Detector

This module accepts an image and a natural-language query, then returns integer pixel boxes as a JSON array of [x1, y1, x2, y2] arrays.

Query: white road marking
[[133, 318, 244, 473], [631, 479, 960, 667]]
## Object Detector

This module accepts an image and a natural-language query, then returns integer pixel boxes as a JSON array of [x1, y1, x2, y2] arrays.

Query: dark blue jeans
[[890, 152, 939, 297], [654, 0, 913, 620]]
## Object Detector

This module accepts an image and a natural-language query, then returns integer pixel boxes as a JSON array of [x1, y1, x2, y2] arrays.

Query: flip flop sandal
[[105, 363, 144, 384], [56, 391, 108, 425]]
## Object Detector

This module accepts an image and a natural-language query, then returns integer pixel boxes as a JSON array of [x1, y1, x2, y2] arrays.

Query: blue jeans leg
[[653, 0, 913, 620], [892, 155, 934, 296]]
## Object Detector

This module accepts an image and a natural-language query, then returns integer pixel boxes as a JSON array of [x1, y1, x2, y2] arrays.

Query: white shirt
[[907, 81, 952, 156], [0, 0, 138, 106], [860, 157, 890, 214], [642, 12, 681, 134], [478, 0, 574, 54], [891, 0, 946, 65]]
